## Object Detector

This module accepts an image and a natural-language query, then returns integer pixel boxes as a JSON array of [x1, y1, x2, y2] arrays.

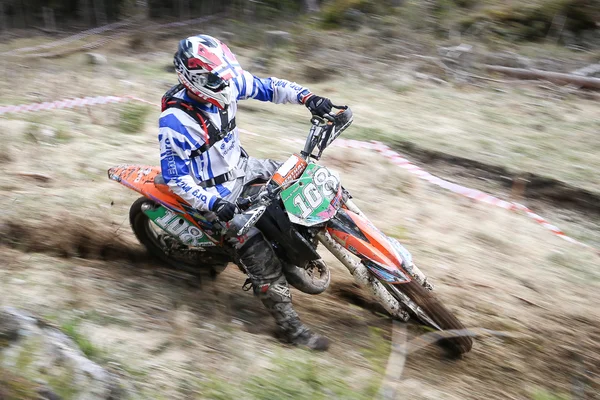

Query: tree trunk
[[79, 0, 92, 27], [304, 0, 319, 12], [485, 65, 600, 90], [135, 0, 149, 21], [42, 7, 56, 32], [93, 0, 107, 25], [178, 0, 190, 21], [0, 1, 6, 32]]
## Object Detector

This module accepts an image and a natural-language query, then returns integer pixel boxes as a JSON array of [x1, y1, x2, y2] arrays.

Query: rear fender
[[107, 165, 212, 230], [326, 208, 412, 283]]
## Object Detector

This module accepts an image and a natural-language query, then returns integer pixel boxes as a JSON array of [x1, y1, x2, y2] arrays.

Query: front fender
[[326, 208, 412, 283]]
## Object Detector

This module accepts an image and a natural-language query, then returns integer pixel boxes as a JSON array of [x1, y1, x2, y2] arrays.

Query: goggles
[[197, 73, 226, 91]]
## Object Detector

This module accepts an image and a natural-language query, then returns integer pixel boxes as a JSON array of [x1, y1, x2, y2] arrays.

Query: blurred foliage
[[460, 0, 600, 40], [1, 0, 597, 46], [322, 0, 388, 28]]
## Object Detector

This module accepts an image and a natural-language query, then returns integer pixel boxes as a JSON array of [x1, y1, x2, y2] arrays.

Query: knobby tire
[[397, 280, 473, 356]]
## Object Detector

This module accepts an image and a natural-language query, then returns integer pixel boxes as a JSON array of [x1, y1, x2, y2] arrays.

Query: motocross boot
[[234, 231, 330, 351], [257, 277, 330, 352]]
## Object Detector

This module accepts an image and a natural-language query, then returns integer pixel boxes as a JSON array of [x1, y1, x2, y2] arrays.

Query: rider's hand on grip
[[236, 197, 252, 211], [304, 95, 333, 118], [211, 198, 237, 222]]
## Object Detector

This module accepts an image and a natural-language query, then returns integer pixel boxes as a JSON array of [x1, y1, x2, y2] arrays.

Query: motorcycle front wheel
[[387, 280, 473, 356], [129, 197, 229, 275]]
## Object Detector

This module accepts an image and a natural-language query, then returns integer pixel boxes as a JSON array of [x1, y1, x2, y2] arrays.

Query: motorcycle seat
[[154, 174, 172, 195]]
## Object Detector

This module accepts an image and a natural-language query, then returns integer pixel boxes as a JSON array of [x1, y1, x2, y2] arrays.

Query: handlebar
[[318, 104, 348, 123], [215, 104, 352, 235]]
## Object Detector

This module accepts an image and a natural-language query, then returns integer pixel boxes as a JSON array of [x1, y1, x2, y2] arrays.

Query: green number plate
[[143, 206, 216, 247], [281, 163, 341, 226]]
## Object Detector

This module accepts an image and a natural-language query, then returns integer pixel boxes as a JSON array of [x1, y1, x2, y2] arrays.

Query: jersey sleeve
[[159, 112, 217, 211], [233, 70, 312, 105]]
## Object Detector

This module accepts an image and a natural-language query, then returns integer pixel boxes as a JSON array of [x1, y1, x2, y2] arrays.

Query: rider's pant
[[221, 157, 308, 337], [230, 229, 308, 338]]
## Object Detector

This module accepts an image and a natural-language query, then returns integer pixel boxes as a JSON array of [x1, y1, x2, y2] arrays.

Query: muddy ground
[[1, 24, 600, 400]]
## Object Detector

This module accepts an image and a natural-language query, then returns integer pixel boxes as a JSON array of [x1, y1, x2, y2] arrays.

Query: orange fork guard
[[327, 208, 410, 281]]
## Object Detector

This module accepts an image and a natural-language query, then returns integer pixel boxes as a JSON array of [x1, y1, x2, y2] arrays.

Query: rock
[[265, 30, 291, 48], [0, 307, 123, 399], [0, 310, 21, 343], [85, 52, 107, 65]]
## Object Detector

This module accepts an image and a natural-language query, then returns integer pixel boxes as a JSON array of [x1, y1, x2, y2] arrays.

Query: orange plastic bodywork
[[271, 154, 308, 187], [327, 209, 411, 282], [107, 165, 205, 229]]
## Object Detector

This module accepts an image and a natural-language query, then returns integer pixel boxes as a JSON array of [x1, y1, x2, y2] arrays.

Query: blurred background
[[0, 1, 599, 399]]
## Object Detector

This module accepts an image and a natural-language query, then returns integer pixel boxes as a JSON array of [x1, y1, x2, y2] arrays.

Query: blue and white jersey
[[158, 71, 312, 211]]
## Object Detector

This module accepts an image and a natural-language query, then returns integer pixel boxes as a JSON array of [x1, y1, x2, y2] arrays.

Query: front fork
[[343, 199, 433, 291], [316, 230, 410, 321]]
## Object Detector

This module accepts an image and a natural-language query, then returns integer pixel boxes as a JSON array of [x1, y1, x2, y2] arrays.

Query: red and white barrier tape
[[0, 95, 128, 115], [1, 94, 597, 255], [339, 139, 598, 254]]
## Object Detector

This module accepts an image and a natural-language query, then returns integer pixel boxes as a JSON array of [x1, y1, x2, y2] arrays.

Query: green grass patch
[[14, 337, 41, 372], [60, 319, 101, 360], [54, 125, 73, 143], [46, 367, 79, 400], [82, 310, 132, 327], [119, 103, 151, 134], [532, 388, 570, 400], [197, 373, 243, 399], [247, 353, 368, 400], [385, 225, 410, 240], [23, 123, 41, 143], [196, 350, 381, 400]]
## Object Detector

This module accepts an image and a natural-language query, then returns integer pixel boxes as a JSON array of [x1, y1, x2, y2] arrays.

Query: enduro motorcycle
[[108, 106, 473, 355]]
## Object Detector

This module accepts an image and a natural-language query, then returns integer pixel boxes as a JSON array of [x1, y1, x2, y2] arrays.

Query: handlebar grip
[[237, 197, 251, 211], [331, 104, 348, 110]]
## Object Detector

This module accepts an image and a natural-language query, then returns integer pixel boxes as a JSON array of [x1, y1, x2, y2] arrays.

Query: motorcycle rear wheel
[[129, 197, 228, 275], [390, 280, 473, 356]]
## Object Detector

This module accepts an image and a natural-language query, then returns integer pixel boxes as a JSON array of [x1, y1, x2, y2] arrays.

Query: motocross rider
[[158, 35, 335, 351]]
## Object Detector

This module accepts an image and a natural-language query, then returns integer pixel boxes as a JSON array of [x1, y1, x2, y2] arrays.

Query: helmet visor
[[202, 73, 226, 91]]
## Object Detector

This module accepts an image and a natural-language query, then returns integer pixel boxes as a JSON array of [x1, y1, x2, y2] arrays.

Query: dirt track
[[2, 140, 599, 399]]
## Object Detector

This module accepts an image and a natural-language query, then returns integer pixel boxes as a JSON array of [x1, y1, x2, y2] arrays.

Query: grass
[[246, 352, 377, 400], [60, 319, 102, 360], [0, 367, 39, 400], [46, 368, 79, 400], [15, 339, 37, 371], [118, 102, 151, 134], [82, 310, 132, 327], [532, 389, 571, 400], [337, 81, 600, 194], [193, 349, 384, 400]]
